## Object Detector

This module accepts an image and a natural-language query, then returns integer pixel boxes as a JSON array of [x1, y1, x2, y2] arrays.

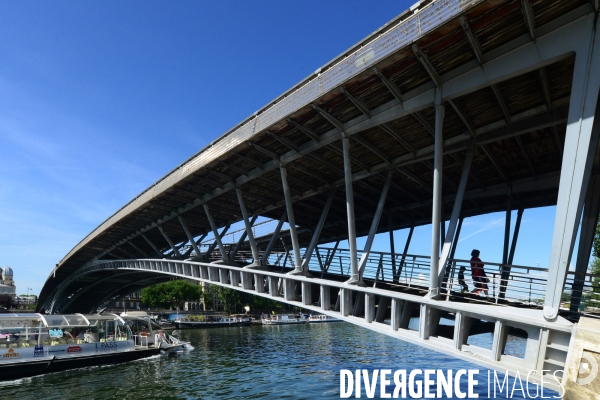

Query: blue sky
[[0, 1, 578, 296]]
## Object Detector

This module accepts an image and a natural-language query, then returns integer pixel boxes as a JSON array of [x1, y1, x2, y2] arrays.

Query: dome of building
[[3, 266, 13, 276]]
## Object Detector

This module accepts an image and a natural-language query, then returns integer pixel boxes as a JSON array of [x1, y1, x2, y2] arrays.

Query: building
[[0, 267, 16, 299]]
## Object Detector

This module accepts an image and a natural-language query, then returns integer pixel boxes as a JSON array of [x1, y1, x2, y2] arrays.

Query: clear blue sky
[[0, 1, 579, 296]]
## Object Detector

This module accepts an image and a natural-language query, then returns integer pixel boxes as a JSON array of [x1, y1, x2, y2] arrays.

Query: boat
[[261, 314, 307, 325], [307, 314, 343, 323], [174, 314, 252, 329], [0, 313, 162, 381], [120, 311, 190, 352]]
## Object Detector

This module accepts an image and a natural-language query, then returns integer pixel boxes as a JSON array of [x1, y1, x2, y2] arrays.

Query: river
[[4, 322, 559, 399]]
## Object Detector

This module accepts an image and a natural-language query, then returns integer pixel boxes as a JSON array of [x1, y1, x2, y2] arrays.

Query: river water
[[4, 323, 559, 399]]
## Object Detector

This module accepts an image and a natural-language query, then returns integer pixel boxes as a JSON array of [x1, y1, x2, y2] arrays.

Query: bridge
[[38, 0, 600, 396]]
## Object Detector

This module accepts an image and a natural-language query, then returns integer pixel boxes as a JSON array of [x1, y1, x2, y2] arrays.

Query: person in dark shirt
[[458, 266, 468, 294]]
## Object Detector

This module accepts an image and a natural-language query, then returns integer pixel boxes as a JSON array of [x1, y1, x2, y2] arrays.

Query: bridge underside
[[41, 0, 596, 307]]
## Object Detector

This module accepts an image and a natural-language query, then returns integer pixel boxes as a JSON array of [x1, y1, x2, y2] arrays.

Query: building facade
[[0, 267, 16, 299]]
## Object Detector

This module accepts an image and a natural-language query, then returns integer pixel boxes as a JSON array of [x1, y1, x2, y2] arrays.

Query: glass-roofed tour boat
[[0, 313, 185, 381]]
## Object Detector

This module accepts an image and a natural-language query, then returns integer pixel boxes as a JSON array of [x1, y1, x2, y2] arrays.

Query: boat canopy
[[0, 313, 124, 328]]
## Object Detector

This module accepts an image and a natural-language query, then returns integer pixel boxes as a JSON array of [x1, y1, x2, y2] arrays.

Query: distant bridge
[[38, 0, 600, 396]]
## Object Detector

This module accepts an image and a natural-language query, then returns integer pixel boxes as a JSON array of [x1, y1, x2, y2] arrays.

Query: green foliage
[[207, 284, 284, 313], [141, 280, 203, 309], [584, 219, 600, 310], [594, 221, 600, 258]]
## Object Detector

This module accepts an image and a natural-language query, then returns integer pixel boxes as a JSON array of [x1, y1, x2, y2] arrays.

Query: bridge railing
[[563, 271, 600, 315], [123, 240, 599, 314], [254, 246, 553, 307]]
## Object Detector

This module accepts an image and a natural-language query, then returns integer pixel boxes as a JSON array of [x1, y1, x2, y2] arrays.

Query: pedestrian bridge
[[38, 0, 600, 396]]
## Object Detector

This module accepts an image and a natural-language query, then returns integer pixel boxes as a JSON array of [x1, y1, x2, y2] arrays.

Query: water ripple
[[5, 323, 555, 399]]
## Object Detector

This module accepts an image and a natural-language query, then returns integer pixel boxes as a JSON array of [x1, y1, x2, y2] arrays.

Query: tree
[[141, 280, 203, 309], [584, 218, 600, 309], [206, 284, 285, 313]]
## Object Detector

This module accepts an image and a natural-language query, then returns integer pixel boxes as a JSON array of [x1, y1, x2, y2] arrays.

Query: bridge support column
[[230, 270, 240, 287], [320, 285, 330, 310], [202, 225, 230, 262], [203, 204, 230, 263], [208, 266, 219, 282], [300, 191, 334, 274], [279, 165, 304, 276], [235, 188, 263, 269], [419, 304, 439, 340], [453, 312, 471, 351], [499, 207, 524, 299], [358, 171, 393, 279], [399, 301, 414, 330], [571, 169, 600, 311], [438, 148, 473, 288], [128, 241, 149, 258], [341, 136, 362, 286], [429, 99, 445, 298], [268, 276, 279, 297], [262, 210, 286, 267], [241, 272, 253, 290], [255, 274, 265, 293], [340, 288, 352, 317], [283, 279, 296, 301], [391, 298, 402, 331], [491, 320, 507, 361], [183, 232, 207, 258], [199, 265, 208, 279], [389, 215, 396, 280], [178, 216, 201, 260], [301, 282, 312, 305], [545, 21, 600, 320], [219, 268, 228, 284], [365, 294, 375, 323], [157, 225, 182, 257], [397, 226, 414, 280], [375, 296, 390, 323], [229, 214, 258, 262], [142, 234, 163, 258]]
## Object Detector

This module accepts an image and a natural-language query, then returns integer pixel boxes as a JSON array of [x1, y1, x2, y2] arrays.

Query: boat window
[[63, 315, 89, 326], [12, 313, 43, 319], [42, 315, 69, 327], [0, 320, 42, 349]]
